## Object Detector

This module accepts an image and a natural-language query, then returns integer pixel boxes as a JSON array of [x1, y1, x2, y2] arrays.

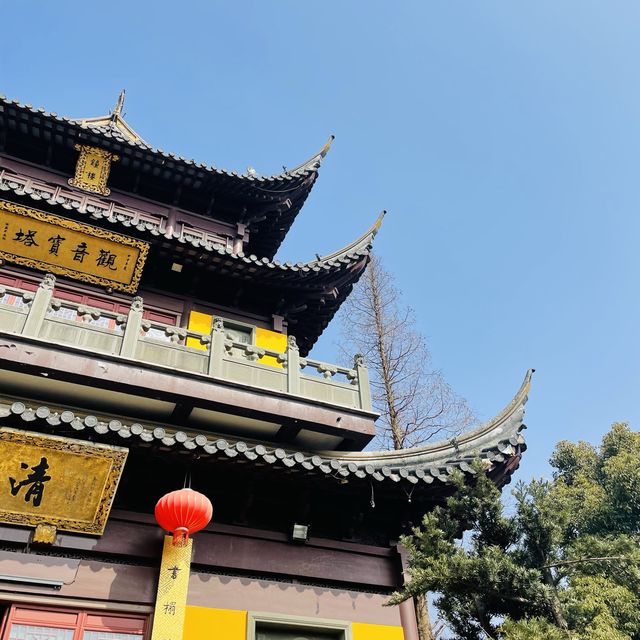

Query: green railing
[[0, 274, 372, 413]]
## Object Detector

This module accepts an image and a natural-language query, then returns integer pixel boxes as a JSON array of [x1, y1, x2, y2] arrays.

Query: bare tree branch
[[339, 255, 476, 450], [338, 254, 477, 640]]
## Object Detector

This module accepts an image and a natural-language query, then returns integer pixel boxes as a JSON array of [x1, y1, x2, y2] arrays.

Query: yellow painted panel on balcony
[[255, 327, 287, 368], [352, 622, 405, 640], [0, 200, 148, 293], [183, 606, 246, 640], [187, 311, 212, 350]]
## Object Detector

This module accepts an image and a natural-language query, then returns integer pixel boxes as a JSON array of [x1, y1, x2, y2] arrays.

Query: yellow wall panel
[[255, 327, 287, 368], [352, 622, 405, 640], [183, 606, 247, 640], [187, 311, 212, 350]]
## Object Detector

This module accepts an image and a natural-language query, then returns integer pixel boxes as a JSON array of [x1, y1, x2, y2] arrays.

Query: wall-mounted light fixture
[[291, 523, 310, 543]]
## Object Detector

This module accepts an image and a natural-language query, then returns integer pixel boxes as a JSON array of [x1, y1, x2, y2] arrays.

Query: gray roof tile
[[0, 370, 531, 488]]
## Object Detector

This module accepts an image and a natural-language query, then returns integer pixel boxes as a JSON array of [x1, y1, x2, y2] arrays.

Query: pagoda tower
[[0, 92, 531, 640]]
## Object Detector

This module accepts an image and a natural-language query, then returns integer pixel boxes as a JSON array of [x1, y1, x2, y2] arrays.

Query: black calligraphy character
[[72, 242, 90, 263], [96, 249, 117, 270], [9, 457, 51, 507], [90, 158, 100, 168], [87, 172, 96, 180], [13, 229, 39, 247], [163, 602, 176, 616], [167, 566, 181, 580], [48, 234, 66, 256]]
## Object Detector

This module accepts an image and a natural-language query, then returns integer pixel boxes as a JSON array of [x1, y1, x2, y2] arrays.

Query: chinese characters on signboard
[[151, 537, 193, 640], [0, 200, 148, 293], [9, 456, 51, 507], [68, 145, 119, 196], [0, 429, 127, 536]]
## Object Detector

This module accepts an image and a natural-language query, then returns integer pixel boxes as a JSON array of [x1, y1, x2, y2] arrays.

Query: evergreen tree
[[390, 424, 640, 639]]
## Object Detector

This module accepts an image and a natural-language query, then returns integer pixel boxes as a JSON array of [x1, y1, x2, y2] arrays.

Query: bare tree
[[340, 254, 475, 451], [339, 254, 476, 640]]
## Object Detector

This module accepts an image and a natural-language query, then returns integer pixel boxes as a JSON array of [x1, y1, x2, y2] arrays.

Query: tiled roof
[[0, 370, 532, 488], [0, 170, 381, 279], [0, 94, 334, 258], [0, 94, 331, 183], [0, 171, 381, 353]]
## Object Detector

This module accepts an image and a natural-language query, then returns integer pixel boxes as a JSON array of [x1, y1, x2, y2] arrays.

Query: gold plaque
[[0, 428, 127, 535], [69, 145, 119, 196], [0, 200, 148, 293]]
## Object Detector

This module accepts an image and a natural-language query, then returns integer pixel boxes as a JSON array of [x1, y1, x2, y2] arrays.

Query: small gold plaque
[[0, 200, 148, 293], [33, 523, 57, 544], [69, 145, 119, 196], [0, 428, 127, 536]]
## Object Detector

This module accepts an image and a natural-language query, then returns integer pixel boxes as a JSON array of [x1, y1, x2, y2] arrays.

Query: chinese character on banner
[[48, 234, 66, 256], [72, 242, 90, 263], [9, 457, 52, 507], [13, 229, 39, 247], [96, 249, 118, 270]]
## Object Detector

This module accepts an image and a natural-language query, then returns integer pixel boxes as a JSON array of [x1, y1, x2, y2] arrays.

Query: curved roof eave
[[0, 95, 334, 184], [327, 369, 534, 469], [285, 135, 335, 175], [312, 210, 385, 265], [0, 167, 378, 279], [2, 370, 533, 487]]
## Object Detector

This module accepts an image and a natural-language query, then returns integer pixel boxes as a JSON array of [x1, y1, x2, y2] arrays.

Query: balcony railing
[[0, 274, 372, 413]]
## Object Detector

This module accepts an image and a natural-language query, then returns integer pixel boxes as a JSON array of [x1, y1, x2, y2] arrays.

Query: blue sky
[[3, 1, 640, 480]]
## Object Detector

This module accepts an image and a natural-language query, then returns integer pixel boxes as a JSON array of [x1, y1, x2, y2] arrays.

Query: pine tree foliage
[[390, 424, 640, 639]]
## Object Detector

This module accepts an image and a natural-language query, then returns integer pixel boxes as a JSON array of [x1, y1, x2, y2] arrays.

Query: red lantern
[[155, 488, 213, 546]]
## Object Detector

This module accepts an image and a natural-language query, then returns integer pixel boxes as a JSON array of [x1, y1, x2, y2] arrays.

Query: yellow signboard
[[0, 428, 127, 536], [68, 144, 119, 196], [0, 200, 148, 293], [151, 536, 192, 640]]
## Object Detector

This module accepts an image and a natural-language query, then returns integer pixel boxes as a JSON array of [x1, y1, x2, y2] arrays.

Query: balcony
[[0, 274, 373, 417]]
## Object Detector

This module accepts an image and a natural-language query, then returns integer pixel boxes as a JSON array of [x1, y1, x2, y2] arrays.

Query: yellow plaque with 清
[[69, 145, 119, 196], [0, 428, 127, 535], [0, 200, 148, 293], [151, 536, 192, 640]]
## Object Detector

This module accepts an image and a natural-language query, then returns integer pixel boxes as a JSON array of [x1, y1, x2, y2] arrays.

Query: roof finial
[[112, 90, 126, 119]]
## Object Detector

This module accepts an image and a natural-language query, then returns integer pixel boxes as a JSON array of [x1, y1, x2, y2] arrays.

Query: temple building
[[0, 92, 531, 640]]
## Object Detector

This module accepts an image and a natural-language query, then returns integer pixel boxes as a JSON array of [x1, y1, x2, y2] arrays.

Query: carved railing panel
[[0, 285, 32, 334], [41, 299, 126, 355], [0, 276, 373, 412]]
